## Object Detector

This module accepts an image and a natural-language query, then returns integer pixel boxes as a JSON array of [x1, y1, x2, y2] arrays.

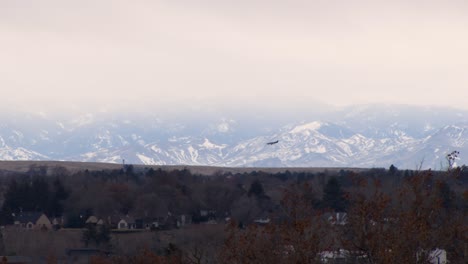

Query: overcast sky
[[1, 0, 467, 113]]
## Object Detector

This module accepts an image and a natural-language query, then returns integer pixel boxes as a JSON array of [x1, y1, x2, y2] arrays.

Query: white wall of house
[[429, 249, 447, 264], [118, 220, 128, 229], [35, 214, 52, 230]]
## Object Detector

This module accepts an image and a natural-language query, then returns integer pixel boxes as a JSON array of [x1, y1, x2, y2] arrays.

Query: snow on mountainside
[[0, 106, 467, 169], [0, 145, 49, 161], [222, 121, 422, 168], [411, 125, 468, 169]]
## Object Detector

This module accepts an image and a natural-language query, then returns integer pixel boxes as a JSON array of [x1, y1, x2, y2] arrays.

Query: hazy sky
[[1, 0, 467, 112]]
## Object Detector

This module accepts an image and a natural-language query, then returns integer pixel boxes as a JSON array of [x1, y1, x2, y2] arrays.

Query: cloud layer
[[1, 0, 467, 111]]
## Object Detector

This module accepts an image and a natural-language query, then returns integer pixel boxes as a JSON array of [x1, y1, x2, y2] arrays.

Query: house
[[85, 216, 99, 225], [85, 216, 104, 226], [177, 214, 191, 227], [429, 249, 447, 264], [14, 212, 52, 230], [51, 216, 64, 230], [200, 210, 216, 218], [169, 214, 192, 228], [135, 217, 159, 230], [117, 216, 136, 230], [419, 248, 448, 264], [192, 209, 216, 223], [159, 214, 178, 230], [254, 217, 271, 225], [105, 215, 122, 229], [319, 249, 367, 263], [156, 213, 189, 230], [319, 248, 447, 263], [325, 212, 347, 226]]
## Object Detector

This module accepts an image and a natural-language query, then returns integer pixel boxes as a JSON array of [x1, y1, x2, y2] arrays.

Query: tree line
[[0, 162, 465, 262]]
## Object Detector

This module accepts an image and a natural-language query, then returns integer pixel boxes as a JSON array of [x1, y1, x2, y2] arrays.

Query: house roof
[[105, 215, 121, 224], [119, 216, 135, 224], [324, 212, 348, 225], [52, 217, 63, 225], [14, 212, 45, 224], [85, 216, 99, 224], [254, 218, 271, 224]]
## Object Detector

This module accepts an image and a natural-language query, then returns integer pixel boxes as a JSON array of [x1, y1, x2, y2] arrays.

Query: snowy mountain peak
[[199, 138, 226, 150], [290, 121, 324, 134], [0, 106, 467, 169]]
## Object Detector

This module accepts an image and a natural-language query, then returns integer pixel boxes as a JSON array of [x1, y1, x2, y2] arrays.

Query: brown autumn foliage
[[219, 183, 331, 264], [0, 161, 465, 263], [343, 172, 436, 263], [219, 169, 467, 264], [345, 169, 466, 264]]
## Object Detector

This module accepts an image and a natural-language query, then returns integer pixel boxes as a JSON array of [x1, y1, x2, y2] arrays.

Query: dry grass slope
[[0, 160, 369, 175]]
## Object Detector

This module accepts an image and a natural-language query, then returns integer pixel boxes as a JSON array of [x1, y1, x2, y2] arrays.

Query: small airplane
[[266, 140, 279, 145]]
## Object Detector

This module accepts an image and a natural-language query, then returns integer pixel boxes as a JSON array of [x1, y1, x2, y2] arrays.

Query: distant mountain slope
[[0, 105, 466, 169]]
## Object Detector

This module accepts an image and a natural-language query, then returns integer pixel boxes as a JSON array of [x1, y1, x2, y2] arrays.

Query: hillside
[[0, 160, 369, 176]]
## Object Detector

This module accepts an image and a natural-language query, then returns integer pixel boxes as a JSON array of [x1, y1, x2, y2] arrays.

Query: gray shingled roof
[[14, 212, 44, 224]]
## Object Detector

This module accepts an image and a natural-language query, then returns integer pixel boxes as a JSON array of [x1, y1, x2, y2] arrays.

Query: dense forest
[[0, 158, 466, 263]]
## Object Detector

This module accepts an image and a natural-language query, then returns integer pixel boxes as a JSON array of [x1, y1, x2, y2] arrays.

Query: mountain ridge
[[0, 105, 466, 169]]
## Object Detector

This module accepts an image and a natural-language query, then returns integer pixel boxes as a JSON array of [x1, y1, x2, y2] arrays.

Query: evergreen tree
[[0, 180, 19, 224], [96, 225, 111, 246], [404, 169, 410, 177], [0, 177, 70, 224], [322, 177, 347, 212], [248, 180, 265, 198], [31, 176, 50, 212], [437, 181, 455, 209], [48, 177, 70, 216], [82, 224, 111, 247], [17, 180, 33, 211], [389, 164, 398, 175], [82, 224, 97, 247], [66, 213, 86, 228]]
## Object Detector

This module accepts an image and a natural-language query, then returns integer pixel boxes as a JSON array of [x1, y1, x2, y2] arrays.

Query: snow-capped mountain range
[[0, 105, 467, 169]]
